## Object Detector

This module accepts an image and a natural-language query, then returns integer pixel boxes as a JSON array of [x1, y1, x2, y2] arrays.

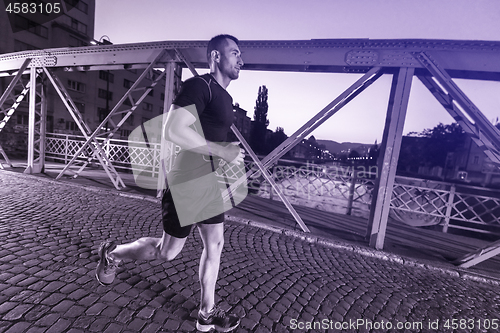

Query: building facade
[[0, 0, 168, 156]]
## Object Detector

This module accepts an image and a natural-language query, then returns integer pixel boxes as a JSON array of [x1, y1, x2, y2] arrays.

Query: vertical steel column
[[367, 67, 414, 249], [157, 61, 179, 197], [24, 67, 46, 174], [25, 66, 37, 174], [36, 78, 46, 173]]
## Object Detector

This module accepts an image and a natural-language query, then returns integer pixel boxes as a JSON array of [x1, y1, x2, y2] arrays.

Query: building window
[[160, 93, 165, 101], [99, 71, 114, 83], [124, 79, 133, 89], [143, 103, 153, 111], [66, 121, 77, 131], [71, 18, 87, 34], [98, 107, 108, 122], [121, 129, 131, 138], [74, 102, 85, 113], [65, 0, 88, 14], [14, 15, 48, 38], [68, 80, 86, 93], [148, 89, 154, 97], [473, 156, 480, 165], [14, 40, 38, 52], [17, 113, 29, 125], [124, 114, 134, 125], [98, 89, 112, 100], [69, 36, 87, 47]]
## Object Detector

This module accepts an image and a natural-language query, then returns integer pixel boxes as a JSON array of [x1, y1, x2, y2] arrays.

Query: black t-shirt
[[168, 74, 235, 184]]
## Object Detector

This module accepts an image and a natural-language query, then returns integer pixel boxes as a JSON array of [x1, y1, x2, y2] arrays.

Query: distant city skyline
[[95, 0, 500, 144]]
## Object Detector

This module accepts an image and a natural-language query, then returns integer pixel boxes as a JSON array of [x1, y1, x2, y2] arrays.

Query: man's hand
[[223, 142, 245, 165]]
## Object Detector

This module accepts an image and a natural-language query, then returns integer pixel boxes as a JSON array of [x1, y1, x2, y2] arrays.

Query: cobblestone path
[[0, 170, 499, 333]]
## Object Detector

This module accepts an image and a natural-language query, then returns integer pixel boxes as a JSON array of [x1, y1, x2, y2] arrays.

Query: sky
[[95, 0, 500, 144]]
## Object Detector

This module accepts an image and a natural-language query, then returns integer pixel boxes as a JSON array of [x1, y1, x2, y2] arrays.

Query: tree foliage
[[253, 85, 269, 126], [250, 85, 270, 154], [402, 122, 466, 168]]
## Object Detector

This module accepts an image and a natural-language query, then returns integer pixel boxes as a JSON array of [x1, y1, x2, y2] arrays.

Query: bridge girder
[[1, 39, 500, 80]]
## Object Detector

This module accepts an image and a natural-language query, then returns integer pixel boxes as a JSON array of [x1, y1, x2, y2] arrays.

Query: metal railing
[[46, 132, 162, 176], [45, 133, 500, 236]]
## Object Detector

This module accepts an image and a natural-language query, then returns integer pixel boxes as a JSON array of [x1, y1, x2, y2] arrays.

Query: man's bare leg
[[109, 231, 187, 262], [197, 223, 224, 313]]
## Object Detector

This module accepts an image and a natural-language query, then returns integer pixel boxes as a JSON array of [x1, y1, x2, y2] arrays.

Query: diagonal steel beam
[[454, 239, 500, 268], [418, 74, 500, 167], [55, 49, 169, 187], [262, 67, 383, 169], [73, 67, 167, 178], [0, 58, 31, 105], [227, 125, 310, 232], [0, 144, 12, 168], [245, 67, 383, 180], [416, 53, 500, 267], [175, 49, 198, 76], [223, 67, 385, 229], [44, 68, 125, 189], [414, 52, 500, 165], [168, 53, 310, 231], [0, 59, 34, 132]]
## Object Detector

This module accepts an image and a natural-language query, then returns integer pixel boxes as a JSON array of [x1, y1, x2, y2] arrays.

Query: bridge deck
[[231, 195, 500, 276], [2, 159, 500, 278]]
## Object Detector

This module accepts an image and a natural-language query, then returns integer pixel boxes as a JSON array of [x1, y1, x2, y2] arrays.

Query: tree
[[399, 122, 466, 169], [421, 122, 465, 167], [254, 85, 269, 125], [266, 127, 287, 154], [250, 85, 270, 154]]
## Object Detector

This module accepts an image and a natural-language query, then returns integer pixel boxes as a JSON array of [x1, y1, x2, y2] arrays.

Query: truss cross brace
[[454, 238, 500, 268], [226, 66, 384, 195], [168, 51, 310, 232], [0, 58, 33, 167], [44, 68, 125, 189], [414, 52, 500, 165], [229, 124, 310, 232], [54, 49, 169, 189], [257, 67, 383, 173], [72, 58, 168, 179], [414, 53, 500, 267], [224, 67, 384, 232]]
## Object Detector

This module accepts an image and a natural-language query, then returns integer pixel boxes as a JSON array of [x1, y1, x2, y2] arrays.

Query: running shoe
[[196, 305, 240, 332], [95, 241, 119, 286]]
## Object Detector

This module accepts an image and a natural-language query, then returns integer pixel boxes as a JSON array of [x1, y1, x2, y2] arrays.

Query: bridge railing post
[[346, 167, 358, 215], [442, 184, 456, 233]]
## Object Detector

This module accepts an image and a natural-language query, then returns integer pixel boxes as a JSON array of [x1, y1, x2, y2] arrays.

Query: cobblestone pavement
[[1, 170, 500, 333]]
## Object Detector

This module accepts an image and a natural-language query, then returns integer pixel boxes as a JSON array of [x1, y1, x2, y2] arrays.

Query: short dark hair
[[207, 34, 239, 62]]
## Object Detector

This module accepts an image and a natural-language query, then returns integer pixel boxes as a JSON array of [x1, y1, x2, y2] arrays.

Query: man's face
[[218, 38, 243, 80]]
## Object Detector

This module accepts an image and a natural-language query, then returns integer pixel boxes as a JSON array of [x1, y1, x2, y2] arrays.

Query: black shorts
[[161, 180, 225, 239]]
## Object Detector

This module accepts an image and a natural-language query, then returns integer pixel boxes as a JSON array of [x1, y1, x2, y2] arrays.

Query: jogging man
[[96, 34, 245, 332]]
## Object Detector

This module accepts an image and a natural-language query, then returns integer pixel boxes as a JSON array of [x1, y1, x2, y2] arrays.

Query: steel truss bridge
[[1, 38, 500, 268]]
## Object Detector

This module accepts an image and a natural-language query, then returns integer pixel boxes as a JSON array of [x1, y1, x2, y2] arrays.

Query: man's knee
[[206, 238, 224, 256]]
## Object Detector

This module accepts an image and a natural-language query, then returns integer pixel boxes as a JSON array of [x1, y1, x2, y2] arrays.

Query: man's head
[[207, 34, 239, 62], [207, 34, 243, 83]]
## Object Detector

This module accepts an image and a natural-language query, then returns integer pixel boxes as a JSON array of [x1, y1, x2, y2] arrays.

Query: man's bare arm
[[163, 105, 244, 165]]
